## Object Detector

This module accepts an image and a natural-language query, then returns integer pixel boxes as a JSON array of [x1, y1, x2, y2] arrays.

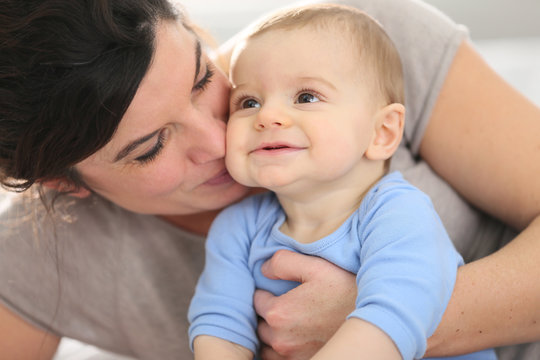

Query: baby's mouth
[[262, 145, 290, 151]]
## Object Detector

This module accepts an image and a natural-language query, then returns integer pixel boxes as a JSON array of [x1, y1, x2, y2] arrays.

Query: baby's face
[[225, 27, 380, 194]]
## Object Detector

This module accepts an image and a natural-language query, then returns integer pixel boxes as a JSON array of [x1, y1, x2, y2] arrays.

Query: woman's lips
[[204, 169, 234, 186]]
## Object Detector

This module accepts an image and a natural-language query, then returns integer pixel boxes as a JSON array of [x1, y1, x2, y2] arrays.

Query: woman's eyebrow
[[114, 129, 160, 162]]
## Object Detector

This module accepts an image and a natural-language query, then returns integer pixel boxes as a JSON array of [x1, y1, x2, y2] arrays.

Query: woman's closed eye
[[135, 128, 169, 164]]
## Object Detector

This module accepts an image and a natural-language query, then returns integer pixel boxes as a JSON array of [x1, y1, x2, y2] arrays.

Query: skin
[[2, 11, 540, 360], [0, 303, 60, 360]]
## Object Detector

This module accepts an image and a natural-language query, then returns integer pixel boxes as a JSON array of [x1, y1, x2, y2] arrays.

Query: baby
[[189, 4, 496, 360]]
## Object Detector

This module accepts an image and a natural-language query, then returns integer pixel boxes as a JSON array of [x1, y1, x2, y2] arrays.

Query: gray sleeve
[[335, 0, 469, 154], [0, 193, 128, 347], [0, 194, 64, 334]]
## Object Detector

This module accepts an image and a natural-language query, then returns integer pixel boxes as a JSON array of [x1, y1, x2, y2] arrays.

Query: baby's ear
[[365, 103, 405, 161], [41, 178, 91, 198]]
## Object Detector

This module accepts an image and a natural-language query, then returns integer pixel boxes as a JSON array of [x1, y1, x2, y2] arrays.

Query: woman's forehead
[[144, 21, 199, 91], [96, 21, 202, 163]]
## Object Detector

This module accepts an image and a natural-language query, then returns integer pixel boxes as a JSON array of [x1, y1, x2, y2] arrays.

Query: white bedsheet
[[52, 338, 135, 360]]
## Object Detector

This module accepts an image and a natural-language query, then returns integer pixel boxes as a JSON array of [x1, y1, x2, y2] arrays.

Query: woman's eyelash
[[193, 62, 214, 92], [135, 130, 166, 164]]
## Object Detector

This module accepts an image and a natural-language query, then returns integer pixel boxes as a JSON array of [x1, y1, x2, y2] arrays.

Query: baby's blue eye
[[241, 98, 261, 109], [296, 92, 319, 104]]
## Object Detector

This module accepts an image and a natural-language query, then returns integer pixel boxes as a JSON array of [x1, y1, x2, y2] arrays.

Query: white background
[[179, 0, 540, 42]]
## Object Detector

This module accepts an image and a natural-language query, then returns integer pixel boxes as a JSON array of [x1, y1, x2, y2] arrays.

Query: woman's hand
[[254, 250, 357, 360]]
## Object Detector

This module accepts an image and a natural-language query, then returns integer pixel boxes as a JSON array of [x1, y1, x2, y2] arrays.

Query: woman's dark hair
[[0, 0, 179, 194]]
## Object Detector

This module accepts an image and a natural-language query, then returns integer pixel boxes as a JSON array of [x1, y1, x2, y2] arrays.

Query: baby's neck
[[277, 175, 381, 244], [279, 199, 361, 244]]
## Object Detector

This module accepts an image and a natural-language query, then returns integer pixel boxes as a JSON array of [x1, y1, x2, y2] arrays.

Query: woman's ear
[[365, 103, 405, 161], [41, 179, 92, 198]]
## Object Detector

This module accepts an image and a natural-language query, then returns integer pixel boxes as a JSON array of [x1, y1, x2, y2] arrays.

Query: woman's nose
[[186, 114, 226, 165]]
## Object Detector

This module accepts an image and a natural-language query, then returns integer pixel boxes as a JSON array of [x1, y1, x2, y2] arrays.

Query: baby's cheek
[[225, 131, 247, 173], [319, 141, 361, 173], [225, 152, 248, 184]]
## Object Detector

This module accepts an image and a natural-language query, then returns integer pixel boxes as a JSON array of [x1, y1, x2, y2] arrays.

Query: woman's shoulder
[[337, 0, 463, 34]]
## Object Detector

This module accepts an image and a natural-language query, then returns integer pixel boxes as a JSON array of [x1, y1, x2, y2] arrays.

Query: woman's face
[[76, 21, 249, 215]]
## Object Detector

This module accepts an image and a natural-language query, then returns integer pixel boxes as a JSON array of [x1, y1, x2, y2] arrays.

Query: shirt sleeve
[[187, 199, 259, 354], [349, 185, 463, 359], [335, 0, 469, 154], [0, 193, 140, 352]]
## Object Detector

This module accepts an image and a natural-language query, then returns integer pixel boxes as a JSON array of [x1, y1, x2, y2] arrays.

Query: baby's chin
[[243, 178, 285, 191], [225, 170, 258, 188], [228, 169, 297, 194]]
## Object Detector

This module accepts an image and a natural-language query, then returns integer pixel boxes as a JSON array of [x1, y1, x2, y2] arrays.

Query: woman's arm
[[426, 217, 540, 356], [0, 302, 60, 360], [420, 41, 540, 231], [421, 40, 540, 356]]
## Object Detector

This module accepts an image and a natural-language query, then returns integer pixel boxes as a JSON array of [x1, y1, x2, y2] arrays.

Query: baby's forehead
[[235, 25, 369, 76], [249, 21, 370, 61]]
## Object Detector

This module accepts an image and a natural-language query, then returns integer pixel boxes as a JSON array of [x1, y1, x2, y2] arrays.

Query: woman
[[0, 1, 538, 360]]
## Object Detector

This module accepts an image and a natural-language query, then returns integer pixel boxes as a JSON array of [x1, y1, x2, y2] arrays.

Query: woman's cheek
[[141, 157, 187, 196]]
